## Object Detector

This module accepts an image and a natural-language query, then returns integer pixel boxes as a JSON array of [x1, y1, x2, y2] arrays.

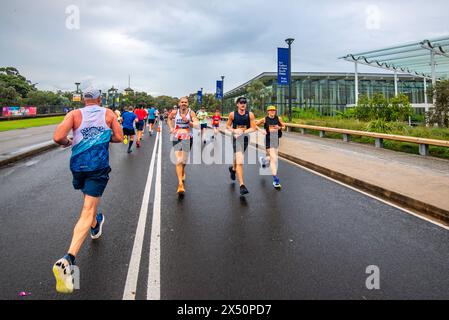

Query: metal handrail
[[219, 117, 448, 155]]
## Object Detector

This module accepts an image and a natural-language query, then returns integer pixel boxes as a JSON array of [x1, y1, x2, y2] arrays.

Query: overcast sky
[[1, 0, 448, 97]]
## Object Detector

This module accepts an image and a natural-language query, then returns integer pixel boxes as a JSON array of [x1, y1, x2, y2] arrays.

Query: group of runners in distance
[[51, 89, 285, 294], [114, 105, 162, 153]]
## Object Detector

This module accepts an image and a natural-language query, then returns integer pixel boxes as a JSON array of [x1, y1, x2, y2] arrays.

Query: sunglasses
[[238, 100, 248, 104]]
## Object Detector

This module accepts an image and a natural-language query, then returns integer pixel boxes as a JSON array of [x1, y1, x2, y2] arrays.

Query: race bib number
[[236, 125, 247, 130], [269, 125, 279, 133], [176, 128, 190, 140]]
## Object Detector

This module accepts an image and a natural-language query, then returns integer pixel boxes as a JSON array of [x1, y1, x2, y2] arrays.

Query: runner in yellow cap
[[255, 105, 286, 189]]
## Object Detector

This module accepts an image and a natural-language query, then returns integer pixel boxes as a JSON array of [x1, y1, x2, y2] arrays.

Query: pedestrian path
[[0, 125, 58, 164]]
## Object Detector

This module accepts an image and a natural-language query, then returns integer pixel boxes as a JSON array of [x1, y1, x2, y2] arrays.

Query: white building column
[[354, 61, 359, 105], [431, 51, 436, 105], [423, 77, 429, 111], [394, 71, 398, 96]]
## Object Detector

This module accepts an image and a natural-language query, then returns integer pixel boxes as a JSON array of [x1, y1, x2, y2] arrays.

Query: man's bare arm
[[107, 109, 124, 143], [53, 111, 74, 147], [244, 112, 258, 134], [167, 110, 176, 132], [226, 112, 234, 131], [190, 111, 199, 129]]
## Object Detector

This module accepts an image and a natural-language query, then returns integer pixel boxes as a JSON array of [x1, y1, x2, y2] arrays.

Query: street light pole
[[74, 82, 81, 109], [285, 38, 295, 122], [221, 76, 225, 116]]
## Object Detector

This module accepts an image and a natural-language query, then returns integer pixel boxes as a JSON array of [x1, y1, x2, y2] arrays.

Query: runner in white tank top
[[52, 88, 123, 294], [70, 105, 111, 172], [167, 97, 199, 196]]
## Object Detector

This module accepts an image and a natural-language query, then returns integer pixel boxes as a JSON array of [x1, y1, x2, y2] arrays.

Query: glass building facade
[[224, 72, 428, 116]]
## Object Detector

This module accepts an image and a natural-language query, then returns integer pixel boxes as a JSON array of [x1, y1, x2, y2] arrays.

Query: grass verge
[[0, 116, 65, 132]]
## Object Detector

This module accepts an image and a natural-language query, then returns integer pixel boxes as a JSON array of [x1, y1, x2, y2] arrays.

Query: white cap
[[83, 87, 101, 100]]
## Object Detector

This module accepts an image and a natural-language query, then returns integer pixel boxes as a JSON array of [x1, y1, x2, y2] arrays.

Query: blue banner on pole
[[197, 90, 203, 105], [216, 81, 223, 99], [278, 47, 289, 85]]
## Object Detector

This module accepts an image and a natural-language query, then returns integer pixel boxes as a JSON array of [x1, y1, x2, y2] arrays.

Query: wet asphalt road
[[1, 123, 449, 300]]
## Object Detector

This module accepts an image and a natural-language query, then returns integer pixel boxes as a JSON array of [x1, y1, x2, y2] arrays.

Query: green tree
[[186, 92, 219, 112], [154, 95, 179, 110], [0, 67, 36, 97], [246, 79, 272, 113], [27, 90, 64, 106], [427, 80, 449, 127], [355, 93, 412, 122], [389, 94, 413, 122], [0, 86, 20, 106]]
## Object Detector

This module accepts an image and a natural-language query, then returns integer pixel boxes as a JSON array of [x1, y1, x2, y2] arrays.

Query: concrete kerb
[[0, 141, 59, 168], [219, 127, 449, 226]]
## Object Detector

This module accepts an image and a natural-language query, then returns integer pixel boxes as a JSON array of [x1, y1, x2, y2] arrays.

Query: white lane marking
[[123, 131, 160, 300], [147, 123, 162, 300], [279, 155, 449, 231]]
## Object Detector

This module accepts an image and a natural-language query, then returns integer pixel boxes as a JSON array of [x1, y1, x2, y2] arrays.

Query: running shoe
[[177, 183, 185, 195], [229, 166, 236, 181], [240, 185, 249, 196], [90, 213, 105, 240], [259, 156, 269, 168], [52, 255, 75, 294], [124, 135, 128, 145], [273, 178, 282, 190], [136, 141, 140, 148]]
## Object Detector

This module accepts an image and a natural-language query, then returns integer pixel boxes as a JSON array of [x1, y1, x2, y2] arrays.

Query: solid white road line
[[244, 141, 449, 231], [123, 131, 160, 300], [147, 123, 162, 300]]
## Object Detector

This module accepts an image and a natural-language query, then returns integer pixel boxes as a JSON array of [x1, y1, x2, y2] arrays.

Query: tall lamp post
[[285, 38, 295, 122], [221, 76, 225, 116], [74, 82, 81, 109]]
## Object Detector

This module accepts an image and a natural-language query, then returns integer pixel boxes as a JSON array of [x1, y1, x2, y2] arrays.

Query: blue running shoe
[[90, 213, 105, 240], [273, 177, 282, 190]]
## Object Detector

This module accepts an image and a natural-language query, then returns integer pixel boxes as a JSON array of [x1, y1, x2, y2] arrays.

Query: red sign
[[2, 106, 37, 117]]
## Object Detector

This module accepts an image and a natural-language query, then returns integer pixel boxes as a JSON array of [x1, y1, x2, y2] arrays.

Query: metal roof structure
[[340, 36, 449, 81], [339, 36, 449, 105]]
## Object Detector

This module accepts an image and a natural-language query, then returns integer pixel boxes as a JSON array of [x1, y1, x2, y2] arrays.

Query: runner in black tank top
[[255, 105, 286, 190], [226, 97, 257, 196], [232, 109, 250, 153]]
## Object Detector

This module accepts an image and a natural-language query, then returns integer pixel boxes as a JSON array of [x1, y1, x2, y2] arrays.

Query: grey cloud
[[1, 0, 448, 96]]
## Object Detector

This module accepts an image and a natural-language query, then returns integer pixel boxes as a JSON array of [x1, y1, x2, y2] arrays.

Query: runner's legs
[[267, 148, 278, 177], [68, 195, 101, 257], [234, 151, 245, 186]]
